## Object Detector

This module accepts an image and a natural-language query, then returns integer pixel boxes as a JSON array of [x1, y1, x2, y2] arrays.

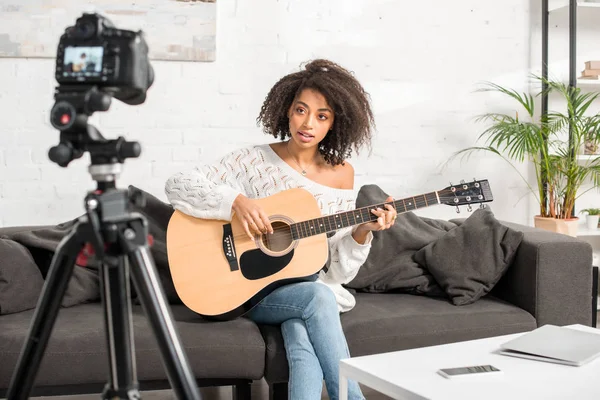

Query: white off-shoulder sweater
[[164, 143, 373, 313]]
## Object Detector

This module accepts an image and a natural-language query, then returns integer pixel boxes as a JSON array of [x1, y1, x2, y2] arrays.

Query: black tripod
[[6, 88, 202, 400]]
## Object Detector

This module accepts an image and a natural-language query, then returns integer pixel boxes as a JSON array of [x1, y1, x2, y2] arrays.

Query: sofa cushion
[[0, 303, 266, 389], [413, 208, 524, 305], [0, 239, 44, 315], [344, 293, 535, 356], [260, 292, 536, 383]]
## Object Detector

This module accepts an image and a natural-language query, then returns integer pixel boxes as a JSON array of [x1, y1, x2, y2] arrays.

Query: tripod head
[[49, 85, 141, 183]]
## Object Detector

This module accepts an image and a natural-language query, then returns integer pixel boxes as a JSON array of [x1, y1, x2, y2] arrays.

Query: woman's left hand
[[352, 196, 397, 243]]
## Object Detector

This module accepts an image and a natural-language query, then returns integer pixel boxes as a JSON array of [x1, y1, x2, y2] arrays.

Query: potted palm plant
[[449, 76, 600, 236]]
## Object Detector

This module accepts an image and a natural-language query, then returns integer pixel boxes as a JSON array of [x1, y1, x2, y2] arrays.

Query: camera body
[[54, 13, 153, 105], [48, 13, 152, 168]]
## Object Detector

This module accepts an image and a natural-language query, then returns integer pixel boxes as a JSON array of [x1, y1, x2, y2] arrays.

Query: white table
[[339, 324, 600, 400]]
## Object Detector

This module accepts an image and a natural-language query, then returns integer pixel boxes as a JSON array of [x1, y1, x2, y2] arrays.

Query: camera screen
[[62, 46, 103, 78]]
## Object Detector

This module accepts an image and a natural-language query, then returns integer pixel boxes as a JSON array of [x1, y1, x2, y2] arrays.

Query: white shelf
[[577, 154, 600, 161], [577, 79, 600, 87], [544, 80, 600, 91], [577, 225, 600, 236], [550, 1, 600, 14]]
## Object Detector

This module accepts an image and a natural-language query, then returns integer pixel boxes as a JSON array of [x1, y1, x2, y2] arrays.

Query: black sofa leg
[[233, 381, 252, 400], [593, 266, 598, 328], [269, 382, 288, 400]]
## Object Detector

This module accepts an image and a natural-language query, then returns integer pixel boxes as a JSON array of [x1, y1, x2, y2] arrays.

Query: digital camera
[[54, 13, 154, 105]]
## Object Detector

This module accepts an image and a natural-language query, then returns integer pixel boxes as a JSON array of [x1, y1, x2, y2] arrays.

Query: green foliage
[[448, 75, 600, 219], [581, 208, 600, 216]]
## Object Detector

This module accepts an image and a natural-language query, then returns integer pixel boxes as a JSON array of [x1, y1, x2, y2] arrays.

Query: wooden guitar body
[[166, 188, 329, 320]]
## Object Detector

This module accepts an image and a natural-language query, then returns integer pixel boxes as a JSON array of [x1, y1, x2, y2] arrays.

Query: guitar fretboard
[[290, 191, 439, 240]]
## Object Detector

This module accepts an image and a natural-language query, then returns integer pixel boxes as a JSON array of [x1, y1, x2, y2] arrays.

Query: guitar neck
[[290, 191, 440, 240]]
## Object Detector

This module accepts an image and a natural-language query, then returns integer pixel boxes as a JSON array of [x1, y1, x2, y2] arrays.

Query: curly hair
[[256, 59, 375, 166]]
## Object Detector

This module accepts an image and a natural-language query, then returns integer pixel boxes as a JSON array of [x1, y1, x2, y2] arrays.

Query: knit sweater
[[164, 143, 373, 313]]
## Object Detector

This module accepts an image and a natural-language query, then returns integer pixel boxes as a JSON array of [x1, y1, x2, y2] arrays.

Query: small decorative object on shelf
[[584, 132, 600, 154], [581, 61, 600, 80], [581, 208, 600, 230], [584, 139, 599, 154]]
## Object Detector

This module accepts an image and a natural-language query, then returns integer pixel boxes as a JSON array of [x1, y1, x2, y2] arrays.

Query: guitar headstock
[[439, 179, 493, 208]]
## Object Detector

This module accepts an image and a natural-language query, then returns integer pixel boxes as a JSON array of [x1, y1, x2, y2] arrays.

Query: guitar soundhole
[[261, 220, 293, 253]]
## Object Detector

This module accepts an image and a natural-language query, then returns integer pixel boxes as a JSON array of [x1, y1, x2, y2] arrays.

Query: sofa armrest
[[0, 225, 52, 236], [491, 221, 593, 327]]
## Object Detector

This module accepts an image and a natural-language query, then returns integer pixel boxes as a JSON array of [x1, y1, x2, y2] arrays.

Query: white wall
[[0, 0, 535, 227]]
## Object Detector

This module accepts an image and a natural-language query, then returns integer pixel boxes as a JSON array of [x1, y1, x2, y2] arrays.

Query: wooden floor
[[19, 380, 392, 400]]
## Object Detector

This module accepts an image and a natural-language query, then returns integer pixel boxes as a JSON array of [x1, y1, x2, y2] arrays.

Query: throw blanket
[[346, 184, 456, 296], [1, 186, 180, 307]]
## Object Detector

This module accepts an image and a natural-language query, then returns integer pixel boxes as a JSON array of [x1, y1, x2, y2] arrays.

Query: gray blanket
[[0, 186, 178, 308], [1, 219, 101, 308], [346, 184, 456, 295]]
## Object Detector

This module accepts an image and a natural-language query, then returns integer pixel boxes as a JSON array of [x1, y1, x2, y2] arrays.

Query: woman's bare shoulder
[[334, 160, 355, 190]]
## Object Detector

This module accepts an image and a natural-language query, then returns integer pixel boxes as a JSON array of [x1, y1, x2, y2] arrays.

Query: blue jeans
[[246, 281, 365, 400]]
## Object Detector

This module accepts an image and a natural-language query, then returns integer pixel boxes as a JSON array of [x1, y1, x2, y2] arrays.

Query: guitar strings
[[170, 185, 479, 250], [228, 189, 479, 241], [221, 187, 483, 242]]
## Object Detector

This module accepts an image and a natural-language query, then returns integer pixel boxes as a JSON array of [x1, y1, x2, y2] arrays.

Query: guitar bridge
[[222, 223, 239, 271]]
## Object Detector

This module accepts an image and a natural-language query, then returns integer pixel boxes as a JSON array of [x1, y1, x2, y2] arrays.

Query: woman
[[165, 59, 397, 399]]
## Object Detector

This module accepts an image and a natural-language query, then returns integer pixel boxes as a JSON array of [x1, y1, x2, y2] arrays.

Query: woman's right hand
[[232, 194, 274, 239]]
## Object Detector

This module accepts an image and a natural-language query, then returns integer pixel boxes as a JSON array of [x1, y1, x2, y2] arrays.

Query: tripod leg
[[7, 227, 85, 400], [100, 256, 141, 399], [128, 245, 202, 400]]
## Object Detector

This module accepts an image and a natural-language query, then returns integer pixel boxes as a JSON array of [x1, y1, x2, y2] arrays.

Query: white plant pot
[[587, 215, 600, 230]]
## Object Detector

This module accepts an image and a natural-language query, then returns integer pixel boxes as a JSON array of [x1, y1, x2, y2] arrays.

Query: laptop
[[498, 324, 600, 367]]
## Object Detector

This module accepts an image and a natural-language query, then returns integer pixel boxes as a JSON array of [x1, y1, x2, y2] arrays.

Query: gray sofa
[[0, 218, 595, 399]]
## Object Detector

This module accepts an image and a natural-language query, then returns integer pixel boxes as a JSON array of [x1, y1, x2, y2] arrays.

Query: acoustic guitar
[[166, 179, 493, 320]]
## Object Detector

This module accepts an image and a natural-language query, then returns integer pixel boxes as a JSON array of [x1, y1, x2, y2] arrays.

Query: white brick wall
[[0, 0, 535, 227]]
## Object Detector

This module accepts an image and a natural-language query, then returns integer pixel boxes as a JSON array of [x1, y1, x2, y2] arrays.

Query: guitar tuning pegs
[[480, 203, 486, 209], [460, 179, 465, 184], [456, 206, 461, 214], [467, 204, 473, 212]]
